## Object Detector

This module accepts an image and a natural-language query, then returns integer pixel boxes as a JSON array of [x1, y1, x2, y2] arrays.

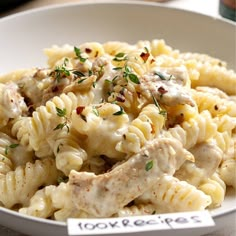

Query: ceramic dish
[[0, 1, 235, 236]]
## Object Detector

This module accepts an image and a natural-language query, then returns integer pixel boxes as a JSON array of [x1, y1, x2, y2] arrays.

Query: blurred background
[[1, 0, 233, 20]]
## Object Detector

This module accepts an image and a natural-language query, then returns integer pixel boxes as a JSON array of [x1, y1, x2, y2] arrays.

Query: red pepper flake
[[140, 52, 150, 63], [150, 58, 155, 64], [76, 106, 85, 115], [52, 85, 59, 92], [85, 48, 92, 54], [116, 95, 125, 103], [158, 86, 168, 95], [151, 123, 155, 134], [214, 104, 219, 110]]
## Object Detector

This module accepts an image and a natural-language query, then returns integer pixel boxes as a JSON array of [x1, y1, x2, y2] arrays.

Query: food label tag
[[67, 210, 215, 235]]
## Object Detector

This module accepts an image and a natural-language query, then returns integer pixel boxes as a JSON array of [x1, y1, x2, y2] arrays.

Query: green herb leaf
[[53, 58, 71, 81], [115, 52, 126, 58], [88, 70, 93, 76], [144, 47, 149, 53], [128, 73, 140, 84], [152, 93, 160, 108], [9, 143, 20, 149], [124, 65, 131, 73], [74, 46, 87, 63], [151, 94, 167, 117], [105, 79, 112, 83], [145, 160, 153, 171], [56, 107, 67, 117], [159, 110, 167, 117], [113, 52, 127, 62], [63, 57, 69, 66], [92, 106, 99, 116], [77, 78, 87, 84], [5, 143, 19, 155], [4, 147, 9, 155], [53, 123, 70, 132], [122, 66, 140, 84], [73, 70, 85, 77], [113, 106, 125, 116], [53, 123, 66, 130], [113, 67, 123, 71], [154, 71, 167, 80]]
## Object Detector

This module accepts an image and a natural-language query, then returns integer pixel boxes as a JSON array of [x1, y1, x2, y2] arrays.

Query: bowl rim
[[0, 0, 235, 228]]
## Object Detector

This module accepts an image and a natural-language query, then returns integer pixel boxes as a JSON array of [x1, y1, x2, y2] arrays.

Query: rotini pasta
[[0, 39, 235, 221], [136, 175, 212, 213], [0, 158, 58, 208], [0, 82, 27, 128], [116, 104, 165, 154], [198, 173, 226, 208], [219, 134, 236, 188]]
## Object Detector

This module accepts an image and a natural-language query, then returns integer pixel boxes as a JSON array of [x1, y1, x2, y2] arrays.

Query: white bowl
[[0, 1, 235, 236]]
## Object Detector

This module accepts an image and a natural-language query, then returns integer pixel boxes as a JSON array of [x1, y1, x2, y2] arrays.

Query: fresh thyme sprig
[[74, 46, 87, 63], [151, 93, 167, 117], [54, 107, 70, 132]]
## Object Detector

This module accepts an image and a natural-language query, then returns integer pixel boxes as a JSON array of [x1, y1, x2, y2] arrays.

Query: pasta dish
[[0, 39, 235, 220]]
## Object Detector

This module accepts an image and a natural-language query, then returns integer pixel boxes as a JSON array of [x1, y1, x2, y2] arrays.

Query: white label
[[67, 211, 215, 235]]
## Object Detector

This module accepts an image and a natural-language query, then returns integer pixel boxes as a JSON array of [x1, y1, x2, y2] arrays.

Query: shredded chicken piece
[[69, 138, 194, 217], [139, 70, 195, 107], [17, 68, 54, 108], [0, 82, 27, 127], [190, 141, 223, 176], [91, 56, 108, 79], [62, 75, 97, 94]]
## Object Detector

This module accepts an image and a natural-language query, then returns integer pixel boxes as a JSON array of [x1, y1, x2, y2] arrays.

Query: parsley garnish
[[145, 160, 153, 171]]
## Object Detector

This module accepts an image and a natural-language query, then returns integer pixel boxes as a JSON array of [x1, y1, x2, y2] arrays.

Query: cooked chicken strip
[[175, 141, 223, 186], [139, 71, 195, 107], [0, 82, 27, 127], [190, 141, 223, 176], [69, 138, 193, 217]]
